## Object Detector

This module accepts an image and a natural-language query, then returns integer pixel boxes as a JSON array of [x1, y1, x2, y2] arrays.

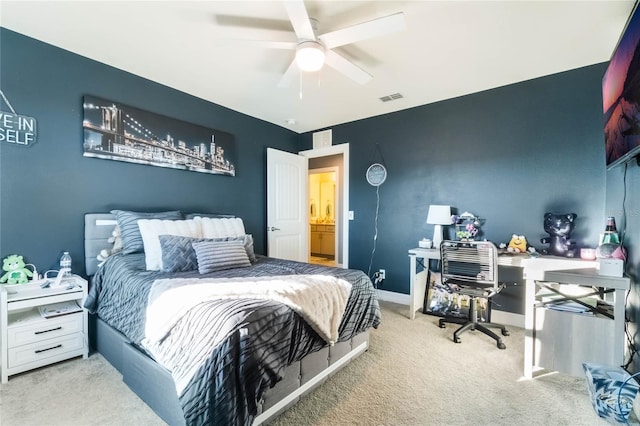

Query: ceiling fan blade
[[283, 0, 316, 41], [320, 12, 406, 49], [277, 59, 299, 88], [226, 39, 296, 50], [215, 14, 292, 33], [324, 50, 372, 85]]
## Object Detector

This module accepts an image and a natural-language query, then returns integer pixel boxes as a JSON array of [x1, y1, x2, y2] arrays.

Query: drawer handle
[[35, 344, 62, 354], [34, 326, 62, 335]]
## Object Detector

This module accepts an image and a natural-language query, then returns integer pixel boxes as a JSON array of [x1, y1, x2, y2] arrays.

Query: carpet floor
[[0, 301, 629, 425]]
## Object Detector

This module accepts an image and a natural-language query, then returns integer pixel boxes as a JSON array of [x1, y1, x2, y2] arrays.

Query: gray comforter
[[85, 253, 380, 426]]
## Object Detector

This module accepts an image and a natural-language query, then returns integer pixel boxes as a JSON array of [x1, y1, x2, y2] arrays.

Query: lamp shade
[[426, 205, 452, 248], [296, 41, 325, 72], [426, 205, 453, 225]]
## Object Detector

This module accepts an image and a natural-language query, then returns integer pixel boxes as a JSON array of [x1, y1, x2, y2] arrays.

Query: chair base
[[438, 299, 509, 349]]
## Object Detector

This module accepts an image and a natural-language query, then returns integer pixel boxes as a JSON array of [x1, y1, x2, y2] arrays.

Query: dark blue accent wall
[[0, 29, 298, 274], [300, 64, 609, 314]]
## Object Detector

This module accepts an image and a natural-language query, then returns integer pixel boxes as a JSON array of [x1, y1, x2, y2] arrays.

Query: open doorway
[[300, 143, 349, 268], [309, 167, 338, 266]]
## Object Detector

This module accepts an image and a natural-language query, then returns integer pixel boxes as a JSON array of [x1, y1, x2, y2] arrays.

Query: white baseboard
[[490, 310, 524, 329], [376, 289, 410, 305], [376, 290, 524, 328]]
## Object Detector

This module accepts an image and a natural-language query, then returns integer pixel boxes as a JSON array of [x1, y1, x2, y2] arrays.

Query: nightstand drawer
[[8, 314, 83, 347], [8, 333, 84, 369]]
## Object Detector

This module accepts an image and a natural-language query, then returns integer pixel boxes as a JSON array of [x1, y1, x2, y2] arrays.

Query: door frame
[[299, 143, 349, 268]]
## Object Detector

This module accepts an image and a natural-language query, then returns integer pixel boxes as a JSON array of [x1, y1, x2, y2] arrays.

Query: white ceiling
[[0, 1, 635, 134]]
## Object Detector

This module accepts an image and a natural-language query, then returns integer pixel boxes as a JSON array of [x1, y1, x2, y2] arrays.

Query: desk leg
[[615, 288, 626, 367], [409, 254, 428, 320], [409, 254, 417, 320], [523, 277, 535, 379]]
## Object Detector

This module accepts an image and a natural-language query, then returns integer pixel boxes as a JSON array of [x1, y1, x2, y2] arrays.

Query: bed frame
[[84, 213, 370, 425]]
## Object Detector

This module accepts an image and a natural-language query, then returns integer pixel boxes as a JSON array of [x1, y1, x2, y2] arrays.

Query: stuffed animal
[[540, 212, 578, 257], [97, 226, 123, 267], [507, 234, 528, 253], [0, 254, 34, 284]]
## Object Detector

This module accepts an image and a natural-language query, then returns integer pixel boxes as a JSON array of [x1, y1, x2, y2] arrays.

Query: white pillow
[[138, 219, 202, 270], [195, 217, 246, 239]]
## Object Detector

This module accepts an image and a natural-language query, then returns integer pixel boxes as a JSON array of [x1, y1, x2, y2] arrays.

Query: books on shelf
[[536, 283, 613, 315], [546, 300, 595, 314], [38, 301, 82, 318]]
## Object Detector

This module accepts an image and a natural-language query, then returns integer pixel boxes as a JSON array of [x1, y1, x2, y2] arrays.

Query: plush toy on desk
[[499, 234, 537, 254], [507, 234, 528, 253], [97, 226, 123, 267], [0, 254, 34, 284], [540, 212, 578, 257]]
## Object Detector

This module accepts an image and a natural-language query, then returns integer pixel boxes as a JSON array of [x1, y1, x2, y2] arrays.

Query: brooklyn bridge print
[[82, 95, 236, 176]]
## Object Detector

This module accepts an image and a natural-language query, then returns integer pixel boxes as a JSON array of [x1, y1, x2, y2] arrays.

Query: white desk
[[528, 267, 629, 378], [408, 248, 614, 378]]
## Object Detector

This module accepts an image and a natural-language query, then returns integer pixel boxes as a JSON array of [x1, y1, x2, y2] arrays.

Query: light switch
[[348, 211, 354, 220]]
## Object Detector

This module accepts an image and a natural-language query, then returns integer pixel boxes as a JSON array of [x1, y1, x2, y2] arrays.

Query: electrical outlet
[[379, 269, 385, 280]]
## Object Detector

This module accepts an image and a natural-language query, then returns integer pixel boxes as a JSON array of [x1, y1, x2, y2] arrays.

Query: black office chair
[[438, 240, 509, 349]]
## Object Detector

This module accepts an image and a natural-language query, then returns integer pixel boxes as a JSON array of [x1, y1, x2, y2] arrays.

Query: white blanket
[[144, 274, 352, 346]]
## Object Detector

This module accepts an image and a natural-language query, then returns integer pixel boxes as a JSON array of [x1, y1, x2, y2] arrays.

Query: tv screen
[[603, 3, 640, 170]]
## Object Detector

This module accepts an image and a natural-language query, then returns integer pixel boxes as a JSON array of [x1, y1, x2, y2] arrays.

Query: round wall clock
[[366, 163, 387, 186]]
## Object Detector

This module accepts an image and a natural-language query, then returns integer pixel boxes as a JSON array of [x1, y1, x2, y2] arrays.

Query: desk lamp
[[426, 205, 453, 248]]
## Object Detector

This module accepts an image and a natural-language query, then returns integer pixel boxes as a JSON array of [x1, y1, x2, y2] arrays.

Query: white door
[[267, 148, 308, 261]]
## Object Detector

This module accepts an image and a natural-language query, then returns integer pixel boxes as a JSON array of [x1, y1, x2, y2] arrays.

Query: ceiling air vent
[[379, 93, 404, 103], [313, 129, 332, 149]]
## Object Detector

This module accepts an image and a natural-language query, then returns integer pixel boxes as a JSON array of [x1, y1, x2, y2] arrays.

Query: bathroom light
[[296, 41, 325, 72]]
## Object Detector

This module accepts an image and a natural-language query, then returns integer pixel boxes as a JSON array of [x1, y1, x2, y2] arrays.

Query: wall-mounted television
[[603, 2, 640, 170]]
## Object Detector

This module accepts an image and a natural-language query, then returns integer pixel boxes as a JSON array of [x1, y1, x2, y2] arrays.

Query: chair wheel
[[501, 330, 510, 336], [497, 342, 506, 350], [454, 337, 461, 343], [439, 323, 446, 329]]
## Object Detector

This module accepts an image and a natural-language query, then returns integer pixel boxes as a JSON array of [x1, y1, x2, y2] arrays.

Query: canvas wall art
[[82, 95, 236, 176]]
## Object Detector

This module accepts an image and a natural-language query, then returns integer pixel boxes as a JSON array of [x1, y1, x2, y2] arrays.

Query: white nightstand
[[0, 275, 89, 383]]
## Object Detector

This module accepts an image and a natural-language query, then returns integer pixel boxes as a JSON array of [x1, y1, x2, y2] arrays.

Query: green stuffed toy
[[0, 254, 33, 284]]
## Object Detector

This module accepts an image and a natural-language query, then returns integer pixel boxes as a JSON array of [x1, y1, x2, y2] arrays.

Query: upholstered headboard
[[84, 211, 239, 276], [84, 213, 117, 276]]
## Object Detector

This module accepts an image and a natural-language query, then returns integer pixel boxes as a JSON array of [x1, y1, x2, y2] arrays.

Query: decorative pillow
[[242, 234, 257, 263], [196, 217, 246, 239], [192, 240, 251, 274], [111, 210, 182, 254], [138, 219, 201, 271], [185, 213, 236, 220], [159, 235, 201, 272], [159, 234, 257, 272]]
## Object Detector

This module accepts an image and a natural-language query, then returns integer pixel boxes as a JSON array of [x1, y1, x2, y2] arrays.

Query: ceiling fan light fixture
[[296, 41, 325, 72]]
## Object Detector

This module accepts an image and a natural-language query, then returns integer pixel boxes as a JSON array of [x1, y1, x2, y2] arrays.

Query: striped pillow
[[111, 210, 182, 254], [160, 234, 257, 272], [192, 240, 251, 274]]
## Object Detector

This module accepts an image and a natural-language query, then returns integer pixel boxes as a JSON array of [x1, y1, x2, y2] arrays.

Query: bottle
[[601, 217, 620, 245], [60, 251, 72, 277]]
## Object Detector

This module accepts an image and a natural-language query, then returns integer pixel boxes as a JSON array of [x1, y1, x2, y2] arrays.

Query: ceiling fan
[[231, 0, 407, 87]]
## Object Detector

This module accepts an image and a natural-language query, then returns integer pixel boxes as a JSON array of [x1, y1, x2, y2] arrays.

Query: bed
[[83, 212, 380, 426]]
